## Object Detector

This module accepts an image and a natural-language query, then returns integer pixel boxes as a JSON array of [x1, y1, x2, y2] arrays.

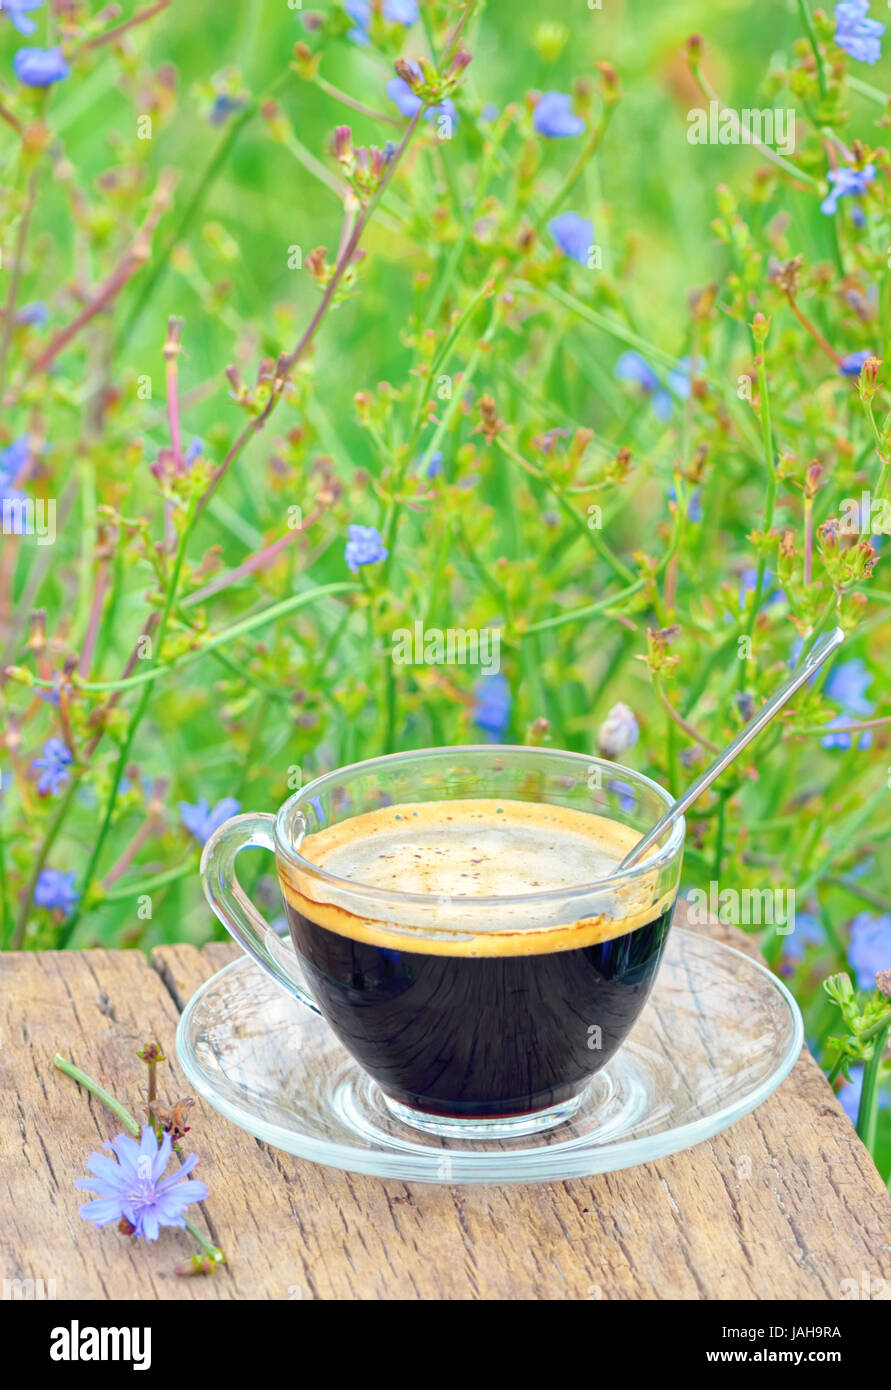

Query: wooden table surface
[[3, 905, 891, 1301]]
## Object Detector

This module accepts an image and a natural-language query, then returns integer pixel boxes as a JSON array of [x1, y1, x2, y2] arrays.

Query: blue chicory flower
[[847, 911, 891, 987], [209, 93, 246, 125], [614, 351, 673, 420], [782, 911, 824, 962], [2, 1, 43, 37], [178, 796, 241, 843], [345, 523, 388, 573], [826, 658, 874, 716], [668, 484, 703, 522], [422, 450, 443, 478], [76, 1126, 208, 1241], [15, 301, 47, 328], [839, 349, 874, 376], [185, 437, 205, 466], [821, 657, 875, 749], [738, 567, 785, 610], [548, 212, 594, 265], [34, 868, 79, 914], [820, 716, 873, 751], [346, 0, 417, 37], [387, 67, 456, 127], [472, 673, 511, 740], [533, 91, 585, 138], [13, 46, 70, 87], [32, 737, 73, 795], [608, 778, 637, 815], [820, 163, 876, 216], [0, 437, 29, 487], [835, 2, 884, 65]]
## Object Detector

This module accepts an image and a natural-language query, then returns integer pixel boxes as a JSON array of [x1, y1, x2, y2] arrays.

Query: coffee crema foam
[[278, 799, 676, 957]]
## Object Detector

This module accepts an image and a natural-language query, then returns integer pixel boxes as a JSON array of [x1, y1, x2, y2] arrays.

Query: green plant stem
[[796, 0, 828, 102], [27, 583, 359, 696], [856, 1020, 890, 1151], [11, 778, 81, 950]]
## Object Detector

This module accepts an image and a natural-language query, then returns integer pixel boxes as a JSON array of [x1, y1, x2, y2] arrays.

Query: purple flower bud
[[598, 703, 640, 758]]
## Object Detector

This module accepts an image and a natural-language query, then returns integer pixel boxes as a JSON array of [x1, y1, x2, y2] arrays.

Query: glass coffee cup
[[201, 746, 685, 1138]]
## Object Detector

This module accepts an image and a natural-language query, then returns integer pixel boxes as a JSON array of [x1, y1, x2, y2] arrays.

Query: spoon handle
[[618, 626, 846, 871]]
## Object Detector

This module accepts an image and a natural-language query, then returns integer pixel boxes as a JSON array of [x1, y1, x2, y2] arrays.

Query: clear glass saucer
[[175, 928, 803, 1184]]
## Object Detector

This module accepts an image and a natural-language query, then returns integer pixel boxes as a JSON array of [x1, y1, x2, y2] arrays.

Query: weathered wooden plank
[[2, 908, 890, 1300]]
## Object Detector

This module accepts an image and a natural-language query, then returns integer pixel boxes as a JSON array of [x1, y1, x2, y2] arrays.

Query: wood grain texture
[[2, 907, 890, 1301]]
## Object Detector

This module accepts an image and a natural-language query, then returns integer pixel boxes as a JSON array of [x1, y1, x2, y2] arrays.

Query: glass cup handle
[[200, 812, 321, 1016]]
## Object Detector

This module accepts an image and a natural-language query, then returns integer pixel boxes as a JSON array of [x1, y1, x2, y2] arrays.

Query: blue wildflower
[[0, 437, 29, 486], [185, 437, 205, 466], [472, 674, 511, 740], [614, 351, 673, 420], [481, 102, 499, 123], [346, 0, 417, 37], [533, 91, 585, 138], [179, 796, 241, 843], [835, 2, 884, 65], [738, 567, 785, 610], [820, 164, 875, 216], [209, 93, 246, 125], [820, 716, 872, 751], [608, 778, 637, 815], [345, 524, 388, 573], [34, 868, 79, 914], [548, 212, 594, 265], [13, 46, 70, 87], [1, 1, 43, 37], [782, 911, 824, 962], [32, 737, 73, 795], [421, 450, 443, 478], [76, 1126, 208, 1241], [15, 301, 47, 328], [382, 0, 418, 21], [669, 484, 703, 522], [666, 355, 704, 399], [387, 67, 456, 126], [848, 911, 891, 987], [827, 658, 874, 715], [839, 349, 873, 376], [821, 657, 874, 749]]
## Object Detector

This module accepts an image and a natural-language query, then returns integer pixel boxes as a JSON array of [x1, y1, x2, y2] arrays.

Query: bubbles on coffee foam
[[289, 799, 662, 936]]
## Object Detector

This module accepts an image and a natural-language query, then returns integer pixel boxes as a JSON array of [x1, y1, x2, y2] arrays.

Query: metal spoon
[[618, 626, 846, 870]]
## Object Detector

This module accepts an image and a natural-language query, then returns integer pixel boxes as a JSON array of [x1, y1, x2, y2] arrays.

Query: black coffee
[[279, 800, 674, 1120]]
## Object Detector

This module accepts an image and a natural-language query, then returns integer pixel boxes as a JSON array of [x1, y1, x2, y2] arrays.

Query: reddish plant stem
[[81, 0, 172, 50], [195, 0, 476, 517], [20, 171, 176, 388], [185, 506, 323, 605], [786, 293, 844, 367], [78, 559, 110, 677], [0, 173, 39, 395], [84, 613, 160, 760], [102, 779, 168, 888]]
